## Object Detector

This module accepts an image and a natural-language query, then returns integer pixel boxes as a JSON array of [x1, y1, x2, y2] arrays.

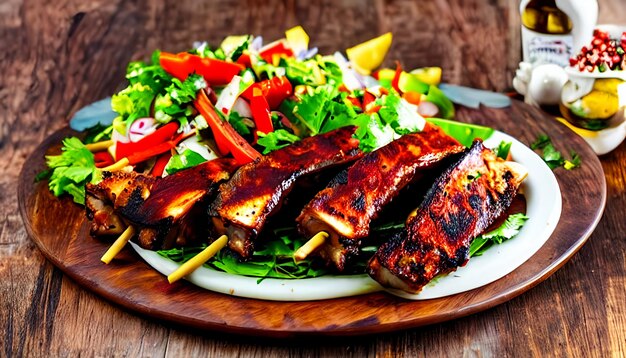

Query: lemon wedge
[[592, 78, 623, 94], [285, 26, 309, 54], [346, 32, 392, 75], [555, 117, 598, 138], [410, 67, 442, 86]]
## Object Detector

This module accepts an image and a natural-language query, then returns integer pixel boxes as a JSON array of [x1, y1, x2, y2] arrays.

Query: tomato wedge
[[194, 89, 261, 165], [241, 76, 292, 110], [258, 40, 294, 64]]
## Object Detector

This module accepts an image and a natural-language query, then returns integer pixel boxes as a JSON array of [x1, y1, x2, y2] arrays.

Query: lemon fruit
[[571, 90, 619, 119], [285, 26, 309, 54], [346, 32, 392, 75], [410, 67, 442, 86], [592, 78, 623, 94]]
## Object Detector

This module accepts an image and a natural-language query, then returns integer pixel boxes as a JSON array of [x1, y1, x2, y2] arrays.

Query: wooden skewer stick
[[167, 235, 229, 284], [294, 231, 328, 261], [85, 140, 113, 152], [101, 225, 136, 264], [100, 157, 130, 172]]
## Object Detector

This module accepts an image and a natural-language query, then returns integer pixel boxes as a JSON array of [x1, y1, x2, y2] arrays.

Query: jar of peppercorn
[[560, 25, 626, 155]]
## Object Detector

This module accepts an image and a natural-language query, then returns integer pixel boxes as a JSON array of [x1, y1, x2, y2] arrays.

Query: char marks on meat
[[210, 126, 362, 258], [86, 158, 236, 250], [297, 123, 464, 270], [367, 140, 528, 294]]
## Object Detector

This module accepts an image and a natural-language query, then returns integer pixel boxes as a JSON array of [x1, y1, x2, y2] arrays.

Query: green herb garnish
[[469, 213, 529, 257], [494, 140, 512, 160], [257, 129, 300, 154], [36, 137, 100, 205], [531, 134, 581, 170]]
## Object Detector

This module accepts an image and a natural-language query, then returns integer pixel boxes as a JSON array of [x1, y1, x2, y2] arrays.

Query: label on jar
[[521, 26, 573, 67]]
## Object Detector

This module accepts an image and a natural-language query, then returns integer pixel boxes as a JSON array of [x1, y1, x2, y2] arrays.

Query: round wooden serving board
[[18, 100, 606, 337]]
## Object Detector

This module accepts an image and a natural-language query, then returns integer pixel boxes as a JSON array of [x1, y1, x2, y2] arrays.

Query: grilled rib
[[209, 126, 362, 258], [367, 140, 528, 294], [86, 158, 236, 250], [297, 123, 464, 270]]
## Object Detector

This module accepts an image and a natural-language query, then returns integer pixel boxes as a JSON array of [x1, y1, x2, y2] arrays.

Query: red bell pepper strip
[[159, 52, 244, 86], [391, 61, 403, 94], [250, 88, 273, 134], [127, 133, 184, 165], [158, 52, 195, 81], [258, 40, 294, 64], [194, 89, 261, 165], [115, 122, 179, 160], [241, 76, 293, 110], [236, 53, 251, 68], [362, 91, 376, 112], [94, 151, 115, 168], [151, 152, 172, 177], [362, 91, 381, 114]]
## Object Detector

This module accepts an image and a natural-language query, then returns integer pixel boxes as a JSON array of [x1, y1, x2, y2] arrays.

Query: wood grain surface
[[18, 101, 604, 338], [2, 0, 625, 356]]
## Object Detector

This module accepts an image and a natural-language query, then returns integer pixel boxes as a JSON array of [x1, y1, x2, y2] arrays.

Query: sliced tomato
[[159, 52, 244, 85], [259, 40, 294, 64], [241, 76, 292, 110]]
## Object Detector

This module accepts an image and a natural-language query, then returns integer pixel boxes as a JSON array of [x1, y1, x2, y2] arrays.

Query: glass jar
[[560, 72, 625, 131], [558, 25, 626, 155]]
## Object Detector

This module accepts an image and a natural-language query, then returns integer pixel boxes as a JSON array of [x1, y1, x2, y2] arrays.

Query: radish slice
[[417, 101, 440, 118], [128, 117, 157, 142]]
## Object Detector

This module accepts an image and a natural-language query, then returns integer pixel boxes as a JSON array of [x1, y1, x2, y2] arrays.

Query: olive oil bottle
[[520, 0, 597, 67]]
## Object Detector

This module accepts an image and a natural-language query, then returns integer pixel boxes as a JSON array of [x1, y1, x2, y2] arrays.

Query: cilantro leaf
[[494, 140, 512, 160], [530, 134, 582, 170], [564, 151, 581, 170], [227, 111, 252, 137], [154, 74, 206, 124], [531, 134, 551, 150], [469, 213, 529, 257], [257, 129, 300, 154]]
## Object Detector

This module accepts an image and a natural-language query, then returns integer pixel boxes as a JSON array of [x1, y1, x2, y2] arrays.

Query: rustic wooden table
[[2, 0, 624, 356]]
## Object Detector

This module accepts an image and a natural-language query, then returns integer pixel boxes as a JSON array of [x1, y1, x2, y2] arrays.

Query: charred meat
[[209, 126, 362, 258], [297, 123, 464, 270], [86, 158, 236, 250], [368, 140, 528, 294]]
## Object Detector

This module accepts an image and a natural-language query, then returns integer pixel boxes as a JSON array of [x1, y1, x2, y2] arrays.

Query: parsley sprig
[[531, 134, 581, 170]]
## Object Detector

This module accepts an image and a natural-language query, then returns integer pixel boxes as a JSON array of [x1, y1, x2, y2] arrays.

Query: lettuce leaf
[[469, 213, 529, 257], [38, 137, 100, 204]]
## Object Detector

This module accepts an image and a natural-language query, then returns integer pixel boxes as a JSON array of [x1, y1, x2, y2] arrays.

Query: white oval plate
[[132, 130, 562, 301]]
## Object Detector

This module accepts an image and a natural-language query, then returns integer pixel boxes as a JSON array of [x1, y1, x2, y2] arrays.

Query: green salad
[[40, 26, 528, 280]]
